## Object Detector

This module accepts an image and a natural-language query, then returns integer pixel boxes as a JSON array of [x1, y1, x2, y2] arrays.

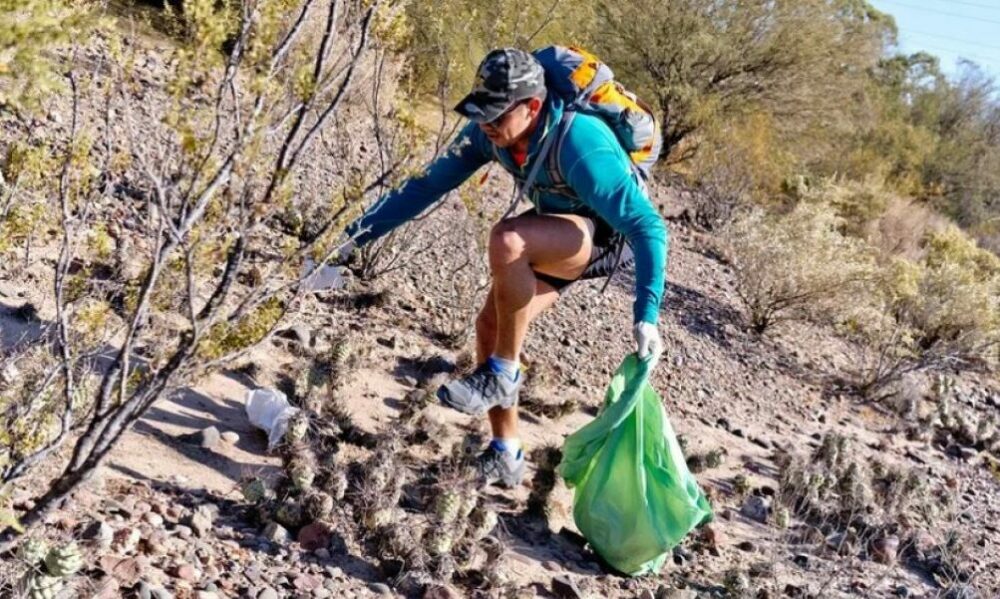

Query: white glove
[[634, 321, 663, 366]]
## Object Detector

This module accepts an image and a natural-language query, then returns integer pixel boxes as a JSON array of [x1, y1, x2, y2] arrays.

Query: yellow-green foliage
[[725, 202, 876, 332], [0, 0, 99, 110], [401, 0, 593, 98], [907, 227, 1000, 353], [800, 177, 894, 239], [198, 297, 284, 360]]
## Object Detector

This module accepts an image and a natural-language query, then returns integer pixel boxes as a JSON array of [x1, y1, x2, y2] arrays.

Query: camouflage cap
[[454, 48, 547, 123]]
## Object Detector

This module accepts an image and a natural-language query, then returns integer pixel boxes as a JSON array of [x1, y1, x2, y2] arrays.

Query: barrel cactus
[[433, 490, 461, 524], [241, 477, 268, 504], [44, 543, 83, 577], [17, 538, 49, 565], [17, 573, 63, 599], [424, 528, 455, 556]]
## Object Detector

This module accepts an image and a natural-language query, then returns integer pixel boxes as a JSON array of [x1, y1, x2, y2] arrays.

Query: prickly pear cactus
[[434, 490, 461, 524], [44, 542, 83, 577], [17, 538, 49, 565], [241, 478, 268, 504]]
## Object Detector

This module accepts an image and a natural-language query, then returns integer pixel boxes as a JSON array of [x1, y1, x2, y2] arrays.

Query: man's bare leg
[[477, 283, 560, 440], [479, 213, 596, 441]]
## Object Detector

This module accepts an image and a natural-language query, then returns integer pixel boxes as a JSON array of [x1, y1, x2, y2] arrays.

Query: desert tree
[[0, 0, 410, 549]]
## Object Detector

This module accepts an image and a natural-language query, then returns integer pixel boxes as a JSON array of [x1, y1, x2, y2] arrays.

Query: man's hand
[[634, 321, 663, 366]]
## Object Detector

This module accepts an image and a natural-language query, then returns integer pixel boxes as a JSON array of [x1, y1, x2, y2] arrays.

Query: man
[[339, 48, 667, 487]]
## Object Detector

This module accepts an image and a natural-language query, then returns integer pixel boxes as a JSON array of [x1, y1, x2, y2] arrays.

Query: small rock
[[220, 431, 240, 444], [79, 520, 114, 549], [262, 522, 290, 545], [112, 527, 142, 553], [740, 495, 771, 523], [638, 590, 655, 599], [144, 512, 164, 528], [655, 588, 696, 599], [174, 525, 193, 540], [871, 535, 899, 565], [314, 548, 330, 560], [552, 575, 585, 599], [257, 588, 279, 599], [187, 506, 214, 538], [298, 522, 332, 551], [172, 563, 201, 582], [182, 426, 221, 449], [368, 582, 393, 596], [293, 574, 321, 591], [99, 555, 143, 586], [424, 585, 462, 599]]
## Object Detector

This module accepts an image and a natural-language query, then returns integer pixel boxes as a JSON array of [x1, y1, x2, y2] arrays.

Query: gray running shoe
[[477, 443, 526, 488], [436, 364, 522, 416]]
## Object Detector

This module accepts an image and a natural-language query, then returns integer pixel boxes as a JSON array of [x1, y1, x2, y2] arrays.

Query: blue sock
[[490, 437, 522, 459], [486, 355, 519, 381]]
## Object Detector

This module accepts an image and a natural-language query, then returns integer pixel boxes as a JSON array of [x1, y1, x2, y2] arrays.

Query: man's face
[[479, 97, 543, 148]]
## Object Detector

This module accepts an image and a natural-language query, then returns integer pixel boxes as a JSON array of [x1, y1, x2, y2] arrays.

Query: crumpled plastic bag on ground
[[245, 388, 300, 450], [559, 353, 714, 576]]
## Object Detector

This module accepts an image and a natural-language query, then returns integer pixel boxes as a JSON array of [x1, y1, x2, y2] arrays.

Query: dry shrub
[[868, 196, 948, 260], [840, 226, 1000, 394], [724, 202, 875, 333]]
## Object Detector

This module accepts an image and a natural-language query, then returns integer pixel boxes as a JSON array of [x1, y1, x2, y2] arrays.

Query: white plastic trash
[[300, 258, 348, 292], [245, 388, 300, 450]]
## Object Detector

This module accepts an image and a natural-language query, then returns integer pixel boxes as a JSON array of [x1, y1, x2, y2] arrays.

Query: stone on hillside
[[552, 575, 586, 599], [424, 584, 462, 599], [261, 522, 290, 545], [187, 506, 214, 538], [79, 520, 114, 549], [740, 495, 771, 523], [220, 431, 240, 445], [297, 522, 331, 551], [99, 555, 144, 587], [257, 588, 279, 599], [872, 535, 899, 565]]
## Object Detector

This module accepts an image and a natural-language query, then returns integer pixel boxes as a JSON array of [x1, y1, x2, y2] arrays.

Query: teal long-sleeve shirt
[[345, 96, 668, 324]]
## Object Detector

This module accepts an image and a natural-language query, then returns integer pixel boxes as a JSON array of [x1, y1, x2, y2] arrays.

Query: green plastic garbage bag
[[559, 354, 713, 576]]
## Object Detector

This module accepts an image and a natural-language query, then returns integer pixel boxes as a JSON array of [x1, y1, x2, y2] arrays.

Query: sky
[[868, 0, 1000, 81]]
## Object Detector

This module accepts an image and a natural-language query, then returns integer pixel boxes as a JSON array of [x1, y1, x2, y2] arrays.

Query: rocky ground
[[1, 15, 1000, 599]]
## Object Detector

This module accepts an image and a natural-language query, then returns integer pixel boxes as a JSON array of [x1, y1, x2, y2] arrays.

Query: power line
[[906, 29, 1000, 53], [926, 0, 1000, 12], [877, 0, 1000, 26], [900, 41, 1000, 70]]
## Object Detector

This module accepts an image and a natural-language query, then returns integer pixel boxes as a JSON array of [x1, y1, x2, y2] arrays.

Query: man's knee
[[488, 220, 525, 264]]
